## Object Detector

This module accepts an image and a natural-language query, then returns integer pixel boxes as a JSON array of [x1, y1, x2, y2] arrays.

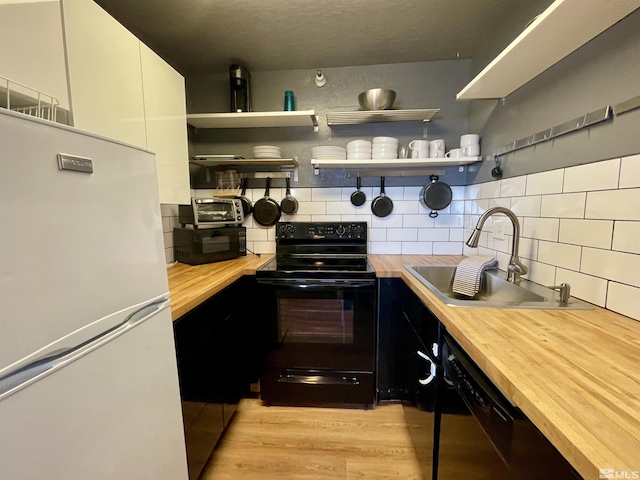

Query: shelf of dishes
[[310, 157, 482, 169], [186, 110, 319, 131], [326, 108, 439, 126]]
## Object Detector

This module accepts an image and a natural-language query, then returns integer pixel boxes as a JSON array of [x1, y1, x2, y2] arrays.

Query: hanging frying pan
[[371, 176, 393, 218], [280, 176, 298, 215], [237, 177, 253, 218], [350, 174, 366, 207], [253, 177, 281, 227], [420, 175, 452, 218]]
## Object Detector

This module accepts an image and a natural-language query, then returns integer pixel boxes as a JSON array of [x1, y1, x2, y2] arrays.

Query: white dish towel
[[452, 256, 498, 297]]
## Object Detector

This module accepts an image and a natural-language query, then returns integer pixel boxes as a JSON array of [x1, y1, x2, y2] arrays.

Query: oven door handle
[[276, 374, 361, 386], [257, 279, 375, 289]]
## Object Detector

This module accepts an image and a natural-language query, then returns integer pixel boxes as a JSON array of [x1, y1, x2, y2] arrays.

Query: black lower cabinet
[[173, 276, 268, 480]]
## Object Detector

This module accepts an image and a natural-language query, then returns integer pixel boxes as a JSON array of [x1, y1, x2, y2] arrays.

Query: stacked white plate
[[347, 139, 372, 160], [253, 145, 282, 159], [311, 146, 347, 160], [372, 136, 398, 159]]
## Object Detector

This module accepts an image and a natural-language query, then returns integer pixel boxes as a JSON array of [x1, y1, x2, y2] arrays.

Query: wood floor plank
[[200, 399, 431, 480]]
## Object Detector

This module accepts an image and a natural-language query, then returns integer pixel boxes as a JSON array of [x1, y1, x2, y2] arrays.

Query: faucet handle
[[548, 283, 571, 305]]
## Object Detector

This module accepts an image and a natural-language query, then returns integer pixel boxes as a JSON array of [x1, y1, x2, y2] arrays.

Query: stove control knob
[[336, 225, 346, 236]]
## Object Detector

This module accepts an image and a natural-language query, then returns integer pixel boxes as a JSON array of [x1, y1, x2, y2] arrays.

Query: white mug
[[445, 148, 463, 158], [429, 139, 445, 158], [409, 139, 429, 149], [460, 134, 480, 146], [462, 144, 480, 156], [411, 147, 429, 159]]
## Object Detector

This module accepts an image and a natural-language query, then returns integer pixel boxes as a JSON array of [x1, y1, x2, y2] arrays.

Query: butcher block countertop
[[167, 254, 640, 479], [167, 254, 273, 320]]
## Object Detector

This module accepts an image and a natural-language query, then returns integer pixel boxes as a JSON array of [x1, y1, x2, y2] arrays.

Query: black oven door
[[257, 277, 376, 407]]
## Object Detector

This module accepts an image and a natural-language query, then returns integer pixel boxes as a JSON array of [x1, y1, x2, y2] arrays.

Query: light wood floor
[[200, 398, 433, 480]]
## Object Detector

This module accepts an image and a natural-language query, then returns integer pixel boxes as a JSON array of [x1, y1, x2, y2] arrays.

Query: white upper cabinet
[[62, 0, 147, 147], [140, 42, 190, 204], [0, 0, 69, 111]]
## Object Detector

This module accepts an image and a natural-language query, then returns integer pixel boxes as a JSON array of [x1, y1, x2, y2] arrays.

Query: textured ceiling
[[95, 0, 553, 75]]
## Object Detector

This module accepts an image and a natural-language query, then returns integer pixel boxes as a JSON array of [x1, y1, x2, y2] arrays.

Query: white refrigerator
[[0, 109, 188, 479]]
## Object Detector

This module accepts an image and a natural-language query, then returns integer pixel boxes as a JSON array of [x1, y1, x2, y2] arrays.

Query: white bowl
[[347, 140, 372, 149], [372, 136, 399, 144]]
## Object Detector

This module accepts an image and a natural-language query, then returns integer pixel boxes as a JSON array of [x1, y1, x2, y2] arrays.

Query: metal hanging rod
[[494, 106, 612, 157]]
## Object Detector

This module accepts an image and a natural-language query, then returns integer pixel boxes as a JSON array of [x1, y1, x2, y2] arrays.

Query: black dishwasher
[[437, 331, 581, 480]]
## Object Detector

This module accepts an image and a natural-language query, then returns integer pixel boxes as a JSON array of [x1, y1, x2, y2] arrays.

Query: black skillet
[[420, 175, 452, 218], [238, 177, 253, 218], [371, 176, 393, 217], [350, 175, 366, 207], [253, 177, 281, 227], [280, 177, 298, 215]]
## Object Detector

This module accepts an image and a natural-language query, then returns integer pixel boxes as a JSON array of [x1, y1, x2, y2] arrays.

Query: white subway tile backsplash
[[253, 241, 276, 254], [489, 197, 511, 209], [538, 241, 582, 271], [522, 217, 559, 241], [392, 200, 420, 215], [480, 181, 501, 199], [418, 228, 450, 242], [368, 228, 387, 241], [326, 202, 358, 215], [451, 187, 465, 201], [290, 188, 312, 201], [619, 154, 640, 188], [402, 242, 433, 254], [510, 196, 541, 217], [581, 248, 640, 288], [449, 228, 464, 242], [563, 158, 620, 193], [606, 282, 640, 321], [370, 241, 402, 254], [312, 214, 341, 222], [555, 268, 608, 307], [518, 237, 539, 261], [526, 169, 564, 195], [585, 189, 640, 221], [403, 214, 435, 228], [465, 184, 482, 201], [388, 228, 418, 241], [312, 187, 342, 201], [559, 219, 613, 248], [500, 177, 526, 197], [449, 200, 465, 214], [403, 186, 423, 200], [340, 214, 363, 222], [524, 260, 556, 286], [540, 192, 586, 218], [433, 242, 463, 255], [434, 214, 464, 228], [297, 201, 326, 215], [371, 215, 404, 228], [612, 221, 640, 254], [247, 228, 268, 242]]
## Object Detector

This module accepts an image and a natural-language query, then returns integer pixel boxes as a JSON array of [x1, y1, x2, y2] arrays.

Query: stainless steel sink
[[406, 265, 593, 310]]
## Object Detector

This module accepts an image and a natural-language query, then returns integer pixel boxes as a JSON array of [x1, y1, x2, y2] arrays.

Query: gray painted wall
[[186, 61, 473, 188], [467, 9, 640, 183]]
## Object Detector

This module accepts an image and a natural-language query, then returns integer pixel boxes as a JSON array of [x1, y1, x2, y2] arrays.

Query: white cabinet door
[[0, 0, 69, 111], [140, 43, 190, 204], [61, 0, 146, 147]]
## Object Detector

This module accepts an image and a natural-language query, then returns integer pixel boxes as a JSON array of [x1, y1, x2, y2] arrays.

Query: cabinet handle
[[417, 350, 437, 386]]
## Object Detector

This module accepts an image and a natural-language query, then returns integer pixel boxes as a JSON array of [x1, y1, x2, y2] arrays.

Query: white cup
[[429, 139, 445, 158], [409, 139, 429, 150], [445, 148, 463, 158], [411, 148, 429, 159], [460, 134, 480, 146], [462, 144, 480, 156]]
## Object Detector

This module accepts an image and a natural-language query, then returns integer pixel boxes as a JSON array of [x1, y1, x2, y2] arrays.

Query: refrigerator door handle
[[0, 299, 170, 399]]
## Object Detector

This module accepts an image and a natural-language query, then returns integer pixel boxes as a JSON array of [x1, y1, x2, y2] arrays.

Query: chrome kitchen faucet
[[466, 207, 528, 284]]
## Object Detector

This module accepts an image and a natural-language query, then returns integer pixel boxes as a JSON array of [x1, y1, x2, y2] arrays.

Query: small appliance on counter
[[229, 64, 251, 112], [179, 197, 244, 228], [173, 226, 246, 265]]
